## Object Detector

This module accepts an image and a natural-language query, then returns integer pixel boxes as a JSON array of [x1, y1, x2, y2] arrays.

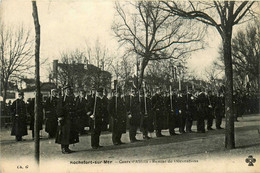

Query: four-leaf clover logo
[[245, 155, 256, 166]]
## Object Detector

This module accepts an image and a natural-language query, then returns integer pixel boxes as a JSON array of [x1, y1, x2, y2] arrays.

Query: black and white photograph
[[0, 0, 259, 172]]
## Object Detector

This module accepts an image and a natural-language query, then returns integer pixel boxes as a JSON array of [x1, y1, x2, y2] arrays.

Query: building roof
[[21, 82, 56, 92]]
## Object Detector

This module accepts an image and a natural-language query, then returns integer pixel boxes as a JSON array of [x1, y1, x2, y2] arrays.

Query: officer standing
[[166, 88, 178, 136], [28, 95, 43, 139], [206, 90, 215, 130], [44, 89, 58, 138], [196, 90, 207, 133], [108, 88, 127, 145], [140, 88, 153, 139], [55, 86, 79, 154], [11, 91, 28, 141], [128, 90, 142, 142], [89, 88, 108, 149], [215, 92, 224, 129], [152, 88, 165, 137], [185, 91, 194, 133], [177, 90, 187, 134], [75, 90, 88, 135]]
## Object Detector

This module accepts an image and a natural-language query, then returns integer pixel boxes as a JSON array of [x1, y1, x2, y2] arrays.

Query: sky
[[1, 0, 225, 82]]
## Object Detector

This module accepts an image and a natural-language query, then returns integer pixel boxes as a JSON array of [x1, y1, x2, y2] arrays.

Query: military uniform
[[140, 94, 154, 139], [10, 93, 28, 141], [44, 95, 58, 138], [215, 95, 224, 129], [28, 97, 43, 139], [75, 94, 88, 134], [89, 88, 109, 149], [196, 92, 207, 133], [128, 94, 141, 142], [165, 93, 178, 135], [185, 93, 194, 133], [108, 94, 127, 145], [206, 92, 215, 130], [55, 89, 79, 154], [177, 93, 187, 133], [152, 92, 165, 137]]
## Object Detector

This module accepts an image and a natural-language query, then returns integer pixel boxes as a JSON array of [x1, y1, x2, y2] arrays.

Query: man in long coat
[[28, 96, 43, 139], [215, 92, 224, 129], [89, 88, 109, 149], [140, 90, 154, 139], [128, 90, 142, 142], [206, 90, 215, 130], [176, 91, 187, 134], [152, 88, 165, 137], [44, 89, 58, 138], [11, 91, 28, 141], [55, 86, 79, 154], [75, 90, 88, 135], [108, 88, 127, 145], [196, 91, 207, 133]]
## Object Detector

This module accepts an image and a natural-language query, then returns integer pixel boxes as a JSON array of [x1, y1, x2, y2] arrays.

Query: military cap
[[97, 87, 103, 93]]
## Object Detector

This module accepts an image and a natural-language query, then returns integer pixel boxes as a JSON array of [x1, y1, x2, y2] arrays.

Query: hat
[[51, 89, 57, 93], [97, 88, 103, 93], [18, 91, 24, 96]]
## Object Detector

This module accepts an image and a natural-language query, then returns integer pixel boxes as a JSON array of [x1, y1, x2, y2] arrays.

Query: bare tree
[[85, 39, 113, 72], [0, 24, 33, 113], [56, 49, 86, 89], [113, 1, 203, 89], [204, 62, 224, 93], [161, 1, 257, 149]]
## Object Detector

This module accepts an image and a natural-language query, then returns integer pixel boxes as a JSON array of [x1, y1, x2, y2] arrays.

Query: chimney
[[49, 74, 51, 83], [53, 60, 58, 78], [53, 60, 58, 86]]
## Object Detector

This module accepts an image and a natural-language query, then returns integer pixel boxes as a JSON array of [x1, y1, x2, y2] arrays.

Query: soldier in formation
[[9, 82, 231, 152], [89, 88, 109, 149], [152, 88, 166, 137], [44, 89, 59, 138], [75, 90, 89, 135], [55, 86, 79, 154], [28, 94, 44, 139], [127, 90, 142, 142], [108, 88, 127, 145]]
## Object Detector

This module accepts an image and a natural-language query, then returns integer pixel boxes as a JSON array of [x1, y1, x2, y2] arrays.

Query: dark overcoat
[[75, 96, 89, 130], [140, 96, 154, 132], [55, 95, 79, 145], [28, 98, 43, 131], [11, 99, 28, 137], [44, 96, 58, 134], [152, 94, 165, 130], [129, 96, 141, 127], [108, 96, 127, 133]]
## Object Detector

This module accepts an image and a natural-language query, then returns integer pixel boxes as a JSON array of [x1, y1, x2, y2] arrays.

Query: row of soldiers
[[10, 86, 227, 154]]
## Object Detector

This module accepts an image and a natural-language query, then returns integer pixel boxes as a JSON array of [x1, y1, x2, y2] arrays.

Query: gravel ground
[[1, 114, 260, 173]]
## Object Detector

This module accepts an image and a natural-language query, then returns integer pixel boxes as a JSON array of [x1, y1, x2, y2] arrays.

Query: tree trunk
[[138, 58, 149, 89], [223, 27, 235, 149], [32, 1, 41, 164]]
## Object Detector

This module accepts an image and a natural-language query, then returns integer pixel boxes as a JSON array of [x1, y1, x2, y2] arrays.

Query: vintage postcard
[[0, 0, 259, 172]]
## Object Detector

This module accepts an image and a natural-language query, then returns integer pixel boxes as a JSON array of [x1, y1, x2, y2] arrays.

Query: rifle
[[143, 85, 147, 116], [130, 88, 132, 108], [170, 85, 173, 112], [92, 90, 97, 129], [115, 84, 118, 118]]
